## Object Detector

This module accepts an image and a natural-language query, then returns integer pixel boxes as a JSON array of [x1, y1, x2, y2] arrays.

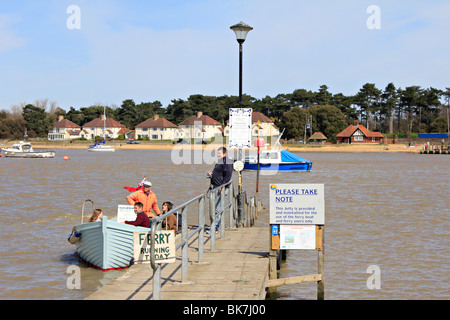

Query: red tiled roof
[[178, 114, 221, 126], [252, 112, 273, 123], [83, 117, 126, 128], [136, 117, 178, 128], [117, 128, 133, 134], [337, 124, 385, 138], [54, 118, 80, 128], [67, 129, 81, 135]]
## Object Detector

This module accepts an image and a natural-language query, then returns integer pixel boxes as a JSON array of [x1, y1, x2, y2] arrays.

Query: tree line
[[1, 84, 449, 142]]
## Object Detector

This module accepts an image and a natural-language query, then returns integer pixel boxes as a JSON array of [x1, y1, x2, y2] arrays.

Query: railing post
[[181, 206, 188, 283], [198, 196, 205, 262], [209, 189, 216, 251], [229, 184, 235, 228], [219, 187, 225, 238], [150, 221, 161, 300]]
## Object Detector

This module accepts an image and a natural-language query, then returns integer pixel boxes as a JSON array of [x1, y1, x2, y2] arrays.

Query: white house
[[82, 114, 127, 140], [135, 115, 178, 140], [48, 116, 85, 141], [177, 111, 222, 140]]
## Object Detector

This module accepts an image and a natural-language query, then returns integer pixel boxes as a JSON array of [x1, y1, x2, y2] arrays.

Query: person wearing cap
[[126, 181, 161, 219]]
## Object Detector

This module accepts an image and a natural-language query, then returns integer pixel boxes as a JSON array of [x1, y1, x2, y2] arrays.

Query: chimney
[[353, 120, 359, 127], [101, 114, 106, 120], [197, 111, 203, 118], [58, 115, 64, 121], [154, 114, 159, 120]]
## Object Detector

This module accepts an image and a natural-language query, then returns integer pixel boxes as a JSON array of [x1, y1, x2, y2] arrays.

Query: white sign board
[[270, 184, 325, 225], [280, 225, 316, 250], [133, 230, 176, 264], [117, 205, 135, 223], [229, 108, 252, 149]]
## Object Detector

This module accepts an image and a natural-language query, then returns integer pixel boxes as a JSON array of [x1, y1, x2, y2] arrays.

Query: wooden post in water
[[317, 225, 325, 300], [268, 226, 279, 299]]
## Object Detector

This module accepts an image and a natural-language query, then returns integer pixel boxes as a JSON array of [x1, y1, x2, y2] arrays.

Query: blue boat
[[242, 129, 312, 172], [243, 149, 312, 171], [70, 215, 149, 271]]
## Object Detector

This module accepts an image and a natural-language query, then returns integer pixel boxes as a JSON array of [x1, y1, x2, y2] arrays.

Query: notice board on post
[[228, 108, 252, 149], [270, 183, 324, 225], [270, 183, 324, 250]]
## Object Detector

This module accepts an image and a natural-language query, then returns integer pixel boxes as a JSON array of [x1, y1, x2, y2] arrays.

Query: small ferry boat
[[1, 141, 55, 158], [68, 200, 148, 270], [71, 216, 148, 270]]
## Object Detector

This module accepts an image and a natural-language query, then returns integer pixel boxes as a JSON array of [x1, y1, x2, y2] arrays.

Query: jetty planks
[[86, 226, 270, 300]]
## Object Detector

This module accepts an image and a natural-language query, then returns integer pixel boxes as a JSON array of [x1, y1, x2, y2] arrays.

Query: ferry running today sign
[[269, 184, 325, 225]]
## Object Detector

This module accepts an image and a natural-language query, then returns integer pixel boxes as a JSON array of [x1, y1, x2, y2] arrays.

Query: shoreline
[[1, 140, 422, 153]]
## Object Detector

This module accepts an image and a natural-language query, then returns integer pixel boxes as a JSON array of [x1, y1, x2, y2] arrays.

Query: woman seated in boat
[[88, 209, 103, 222], [124, 202, 150, 228], [161, 201, 178, 231]]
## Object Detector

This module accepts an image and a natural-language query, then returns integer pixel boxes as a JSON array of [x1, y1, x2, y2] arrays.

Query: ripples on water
[[0, 149, 448, 299]]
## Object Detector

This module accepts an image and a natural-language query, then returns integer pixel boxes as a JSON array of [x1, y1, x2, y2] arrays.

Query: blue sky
[[1, 0, 449, 111]]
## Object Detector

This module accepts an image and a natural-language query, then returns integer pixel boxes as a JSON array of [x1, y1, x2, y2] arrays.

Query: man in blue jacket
[[207, 147, 233, 233]]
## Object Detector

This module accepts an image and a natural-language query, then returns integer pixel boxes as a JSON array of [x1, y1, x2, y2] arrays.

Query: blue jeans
[[213, 186, 228, 231]]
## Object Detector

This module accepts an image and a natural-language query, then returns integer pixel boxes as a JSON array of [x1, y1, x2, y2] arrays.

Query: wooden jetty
[[420, 149, 449, 154], [86, 226, 270, 300]]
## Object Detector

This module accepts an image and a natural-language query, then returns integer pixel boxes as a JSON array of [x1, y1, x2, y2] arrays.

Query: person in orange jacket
[[126, 181, 161, 218]]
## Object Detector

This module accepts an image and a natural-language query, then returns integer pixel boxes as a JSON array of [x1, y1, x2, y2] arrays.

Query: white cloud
[[0, 14, 27, 52]]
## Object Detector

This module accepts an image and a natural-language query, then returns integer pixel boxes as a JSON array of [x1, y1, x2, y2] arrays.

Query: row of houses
[[48, 110, 385, 144], [48, 111, 280, 142]]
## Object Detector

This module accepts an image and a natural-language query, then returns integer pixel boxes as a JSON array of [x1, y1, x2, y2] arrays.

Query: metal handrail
[[148, 180, 262, 300]]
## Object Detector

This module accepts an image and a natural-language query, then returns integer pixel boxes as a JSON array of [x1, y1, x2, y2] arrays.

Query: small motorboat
[[1, 141, 55, 158], [88, 141, 115, 152], [242, 130, 312, 172], [243, 149, 312, 171]]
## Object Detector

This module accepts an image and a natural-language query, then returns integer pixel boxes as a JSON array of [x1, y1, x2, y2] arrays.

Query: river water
[[0, 148, 448, 300]]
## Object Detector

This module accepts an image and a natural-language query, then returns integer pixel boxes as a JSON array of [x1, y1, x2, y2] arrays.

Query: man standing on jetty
[[207, 146, 233, 233], [126, 181, 161, 219]]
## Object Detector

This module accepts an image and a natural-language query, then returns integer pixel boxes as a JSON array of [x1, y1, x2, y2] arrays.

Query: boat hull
[[243, 162, 312, 171], [2, 150, 55, 158], [74, 216, 149, 270], [88, 146, 115, 152]]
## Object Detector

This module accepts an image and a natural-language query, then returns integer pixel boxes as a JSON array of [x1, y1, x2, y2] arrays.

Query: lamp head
[[230, 21, 253, 43]]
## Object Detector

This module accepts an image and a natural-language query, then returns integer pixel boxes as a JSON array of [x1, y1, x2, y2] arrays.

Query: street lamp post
[[230, 21, 253, 107], [230, 21, 252, 224]]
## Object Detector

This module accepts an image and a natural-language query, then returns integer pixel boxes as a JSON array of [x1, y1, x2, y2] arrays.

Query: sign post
[[269, 183, 325, 300], [229, 108, 252, 225]]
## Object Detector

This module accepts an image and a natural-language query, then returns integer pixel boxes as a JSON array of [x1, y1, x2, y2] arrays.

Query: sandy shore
[[0, 140, 422, 153]]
